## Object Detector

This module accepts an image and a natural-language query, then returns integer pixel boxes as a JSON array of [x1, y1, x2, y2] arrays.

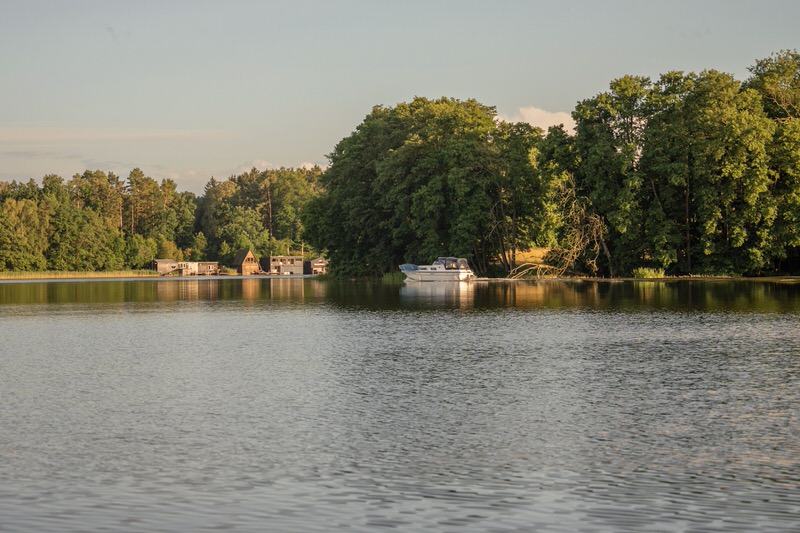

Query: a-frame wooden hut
[[232, 249, 260, 276]]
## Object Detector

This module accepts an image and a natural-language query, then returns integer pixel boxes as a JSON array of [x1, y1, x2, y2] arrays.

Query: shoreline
[[0, 272, 321, 282], [0, 271, 160, 281], [480, 275, 800, 284], [2, 270, 798, 284]]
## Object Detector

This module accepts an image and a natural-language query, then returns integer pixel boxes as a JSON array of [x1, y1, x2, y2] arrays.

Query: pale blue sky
[[2, 0, 798, 194]]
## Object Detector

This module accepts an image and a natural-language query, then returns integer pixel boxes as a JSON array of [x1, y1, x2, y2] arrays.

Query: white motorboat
[[399, 257, 475, 282]]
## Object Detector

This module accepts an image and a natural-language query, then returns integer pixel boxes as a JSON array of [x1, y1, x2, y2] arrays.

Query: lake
[[1, 277, 799, 532]]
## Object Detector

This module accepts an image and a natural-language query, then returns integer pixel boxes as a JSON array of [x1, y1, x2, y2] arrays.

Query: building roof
[[232, 249, 256, 265]]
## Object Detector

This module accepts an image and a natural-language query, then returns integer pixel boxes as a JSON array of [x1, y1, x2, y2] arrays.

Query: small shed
[[304, 257, 329, 275], [178, 261, 198, 276], [177, 261, 219, 275], [232, 249, 260, 276], [154, 259, 180, 276], [197, 261, 219, 275]]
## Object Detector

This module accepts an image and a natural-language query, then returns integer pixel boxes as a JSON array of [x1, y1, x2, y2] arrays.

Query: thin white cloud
[[500, 107, 576, 133], [232, 159, 274, 175], [299, 161, 327, 170], [0, 127, 235, 145], [1, 149, 76, 161], [230, 160, 329, 175], [165, 170, 208, 192]]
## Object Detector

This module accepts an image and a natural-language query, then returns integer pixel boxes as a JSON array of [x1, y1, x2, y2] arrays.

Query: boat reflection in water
[[399, 280, 475, 307]]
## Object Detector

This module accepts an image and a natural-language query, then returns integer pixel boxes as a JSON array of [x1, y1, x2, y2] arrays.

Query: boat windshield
[[435, 257, 469, 270]]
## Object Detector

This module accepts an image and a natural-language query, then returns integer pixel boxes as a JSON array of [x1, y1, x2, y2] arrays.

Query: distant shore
[[0, 271, 312, 281], [2, 271, 798, 283]]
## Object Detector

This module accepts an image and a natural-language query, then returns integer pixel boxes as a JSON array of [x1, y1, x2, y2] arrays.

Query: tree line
[[303, 97, 547, 276], [541, 50, 800, 277], [305, 50, 800, 277], [0, 167, 321, 272], [2, 50, 798, 277]]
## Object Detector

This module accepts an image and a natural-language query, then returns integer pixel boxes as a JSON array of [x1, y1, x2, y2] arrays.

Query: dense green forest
[[305, 50, 800, 277], [0, 166, 321, 271], [2, 50, 799, 277]]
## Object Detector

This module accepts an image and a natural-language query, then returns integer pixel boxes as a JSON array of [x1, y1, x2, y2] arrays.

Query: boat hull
[[403, 270, 474, 282]]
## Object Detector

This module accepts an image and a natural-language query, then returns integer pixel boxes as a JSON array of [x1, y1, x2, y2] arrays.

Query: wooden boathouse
[[154, 259, 219, 276], [232, 249, 261, 276]]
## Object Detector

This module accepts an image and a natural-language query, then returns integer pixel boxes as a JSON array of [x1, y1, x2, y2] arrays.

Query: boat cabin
[[434, 257, 471, 270]]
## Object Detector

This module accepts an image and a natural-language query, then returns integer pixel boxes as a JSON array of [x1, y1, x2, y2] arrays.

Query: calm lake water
[[1, 277, 799, 532]]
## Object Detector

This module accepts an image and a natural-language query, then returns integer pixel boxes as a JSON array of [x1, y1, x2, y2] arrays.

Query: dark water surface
[[1, 278, 799, 532]]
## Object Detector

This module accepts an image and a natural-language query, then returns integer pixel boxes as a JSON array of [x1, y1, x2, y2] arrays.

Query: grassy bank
[[0, 270, 160, 280]]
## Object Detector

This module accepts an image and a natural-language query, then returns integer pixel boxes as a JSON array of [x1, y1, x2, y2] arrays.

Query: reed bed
[[0, 270, 159, 280]]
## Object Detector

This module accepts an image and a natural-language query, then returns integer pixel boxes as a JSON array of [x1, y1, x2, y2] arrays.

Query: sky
[[2, 0, 798, 195]]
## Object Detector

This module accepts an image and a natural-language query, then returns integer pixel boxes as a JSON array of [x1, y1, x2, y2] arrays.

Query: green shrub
[[632, 267, 665, 279], [382, 271, 406, 282]]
